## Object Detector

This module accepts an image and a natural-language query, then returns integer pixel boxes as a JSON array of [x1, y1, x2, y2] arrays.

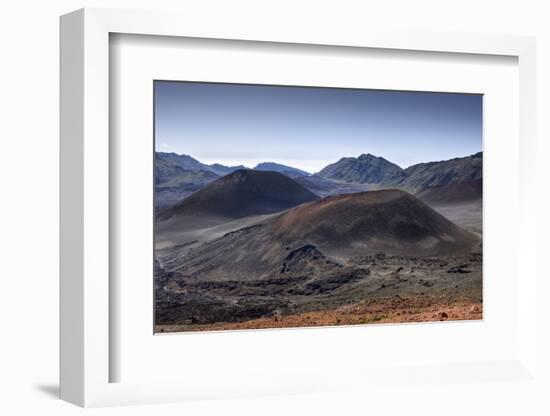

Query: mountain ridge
[[316, 151, 482, 193], [317, 153, 407, 184], [155, 151, 483, 207], [400, 152, 482, 192]]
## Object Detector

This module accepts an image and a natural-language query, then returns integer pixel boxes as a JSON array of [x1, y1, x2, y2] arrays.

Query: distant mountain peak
[[254, 162, 310, 178], [357, 153, 377, 160], [317, 153, 405, 184], [316, 151, 482, 192]]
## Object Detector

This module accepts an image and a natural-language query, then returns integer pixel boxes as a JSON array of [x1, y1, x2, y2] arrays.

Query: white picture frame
[[60, 7, 539, 408]]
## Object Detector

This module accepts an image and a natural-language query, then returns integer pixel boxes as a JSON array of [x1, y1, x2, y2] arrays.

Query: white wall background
[[0, 1, 548, 415]]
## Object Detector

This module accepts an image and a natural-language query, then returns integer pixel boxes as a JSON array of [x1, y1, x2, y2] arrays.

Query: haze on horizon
[[154, 81, 482, 173]]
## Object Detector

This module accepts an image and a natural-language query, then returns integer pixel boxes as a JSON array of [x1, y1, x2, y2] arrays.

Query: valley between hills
[[154, 152, 482, 332]]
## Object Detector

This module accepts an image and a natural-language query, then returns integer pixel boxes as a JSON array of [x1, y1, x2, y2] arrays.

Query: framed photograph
[[153, 81, 484, 333], [60, 8, 539, 408]]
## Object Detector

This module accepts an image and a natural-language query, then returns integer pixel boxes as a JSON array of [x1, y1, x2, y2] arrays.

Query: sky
[[154, 81, 482, 173]]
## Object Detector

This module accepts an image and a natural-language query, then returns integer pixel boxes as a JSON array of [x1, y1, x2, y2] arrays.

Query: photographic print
[[154, 81, 482, 333]]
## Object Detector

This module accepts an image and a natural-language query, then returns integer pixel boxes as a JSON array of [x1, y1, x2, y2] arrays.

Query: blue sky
[[154, 81, 482, 173]]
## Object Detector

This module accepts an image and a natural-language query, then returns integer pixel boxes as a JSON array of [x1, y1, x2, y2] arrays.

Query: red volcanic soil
[[156, 295, 482, 333]]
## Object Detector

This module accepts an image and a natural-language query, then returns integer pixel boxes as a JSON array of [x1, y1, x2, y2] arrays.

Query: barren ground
[[155, 190, 483, 333], [156, 294, 482, 333]]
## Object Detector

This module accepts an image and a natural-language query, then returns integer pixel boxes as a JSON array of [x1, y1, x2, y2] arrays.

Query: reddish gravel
[[156, 295, 482, 333]]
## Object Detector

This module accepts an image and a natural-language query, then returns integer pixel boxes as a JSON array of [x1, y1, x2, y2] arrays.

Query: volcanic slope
[[416, 179, 482, 206], [158, 169, 320, 222], [416, 179, 482, 234], [161, 189, 479, 281], [400, 152, 482, 193]]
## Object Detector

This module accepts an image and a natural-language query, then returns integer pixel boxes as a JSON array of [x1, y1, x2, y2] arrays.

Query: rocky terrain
[[155, 178, 482, 331], [157, 296, 482, 332], [155, 252, 482, 330]]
